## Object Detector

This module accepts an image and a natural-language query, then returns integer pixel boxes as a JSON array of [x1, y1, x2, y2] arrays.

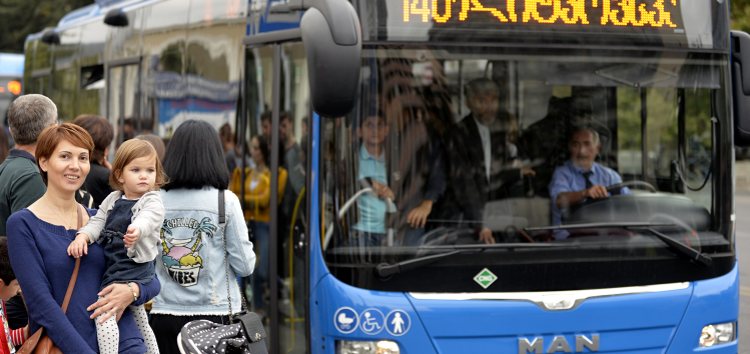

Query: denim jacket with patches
[[150, 187, 255, 316]]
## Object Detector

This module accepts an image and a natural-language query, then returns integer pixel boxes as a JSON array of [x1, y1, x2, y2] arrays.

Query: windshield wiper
[[630, 227, 712, 267], [375, 243, 568, 279], [525, 222, 712, 267]]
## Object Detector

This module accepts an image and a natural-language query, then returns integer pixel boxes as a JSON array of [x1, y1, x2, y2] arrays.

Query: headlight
[[699, 322, 736, 347], [337, 340, 401, 354]]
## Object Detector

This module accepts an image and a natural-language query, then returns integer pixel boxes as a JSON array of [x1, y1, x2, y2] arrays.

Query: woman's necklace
[[43, 197, 76, 229]]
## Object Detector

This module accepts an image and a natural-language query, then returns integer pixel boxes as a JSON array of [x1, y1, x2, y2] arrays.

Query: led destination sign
[[404, 0, 680, 28]]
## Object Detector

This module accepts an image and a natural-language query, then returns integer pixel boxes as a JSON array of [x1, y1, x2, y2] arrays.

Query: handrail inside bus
[[323, 187, 395, 251]]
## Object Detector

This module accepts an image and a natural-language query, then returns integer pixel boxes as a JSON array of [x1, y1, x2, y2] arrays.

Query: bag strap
[[220, 189, 250, 324], [62, 204, 84, 313], [220, 189, 234, 322]]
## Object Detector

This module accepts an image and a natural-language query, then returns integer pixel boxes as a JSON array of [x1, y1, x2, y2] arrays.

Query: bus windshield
[[321, 45, 731, 292]]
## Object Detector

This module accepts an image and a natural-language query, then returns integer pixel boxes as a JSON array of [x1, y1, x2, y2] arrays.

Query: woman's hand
[[87, 283, 140, 323]]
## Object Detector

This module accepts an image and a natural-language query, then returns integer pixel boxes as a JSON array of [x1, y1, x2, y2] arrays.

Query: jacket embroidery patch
[[161, 217, 216, 287]]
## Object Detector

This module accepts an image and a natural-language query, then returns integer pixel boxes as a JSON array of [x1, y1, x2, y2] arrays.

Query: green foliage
[[733, 0, 750, 32], [0, 0, 94, 53]]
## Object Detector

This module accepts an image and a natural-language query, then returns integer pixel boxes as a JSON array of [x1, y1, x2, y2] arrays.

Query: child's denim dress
[[97, 198, 155, 291]]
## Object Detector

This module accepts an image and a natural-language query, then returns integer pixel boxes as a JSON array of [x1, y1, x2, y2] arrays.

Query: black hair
[[253, 135, 286, 167], [366, 107, 385, 121], [162, 120, 229, 191], [255, 135, 271, 166], [280, 111, 291, 123], [361, 111, 386, 125], [0, 237, 15, 285], [261, 111, 291, 123]]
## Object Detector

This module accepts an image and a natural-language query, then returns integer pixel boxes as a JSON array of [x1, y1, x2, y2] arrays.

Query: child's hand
[[378, 185, 394, 201], [124, 225, 140, 248], [370, 180, 394, 201], [67, 233, 89, 258]]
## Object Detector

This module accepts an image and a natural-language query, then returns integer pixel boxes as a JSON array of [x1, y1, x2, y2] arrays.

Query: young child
[[0, 237, 26, 354], [352, 112, 396, 247], [68, 139, 167, 354]]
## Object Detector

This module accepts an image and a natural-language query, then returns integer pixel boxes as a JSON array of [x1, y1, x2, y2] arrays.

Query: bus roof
[[0, 54, 24, 77], [24, 0, 152, 45]]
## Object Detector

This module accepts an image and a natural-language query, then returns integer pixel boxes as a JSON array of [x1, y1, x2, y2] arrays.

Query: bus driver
[[548, 127, 629, 239]]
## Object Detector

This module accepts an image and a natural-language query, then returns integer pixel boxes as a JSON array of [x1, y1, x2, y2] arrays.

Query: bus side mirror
[[299, 0, 361, 118], [41, 29, 60, 45], [104, 8, 129, 27], [731, 30, 750, 147]]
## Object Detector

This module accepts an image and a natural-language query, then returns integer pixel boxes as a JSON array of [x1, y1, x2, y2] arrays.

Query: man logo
[[518, 335, 599, 354]]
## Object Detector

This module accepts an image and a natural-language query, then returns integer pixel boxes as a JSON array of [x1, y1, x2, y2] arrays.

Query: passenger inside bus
[[548, 127, 631, 239], [443, 78, 535, 244], [383, 86, 446, 246], [350, 110, 395, 247]]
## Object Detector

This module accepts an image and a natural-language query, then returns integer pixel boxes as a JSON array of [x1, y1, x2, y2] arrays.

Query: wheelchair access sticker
[[359, 308, 385, 335], [385, 310, 411, 336], [334, 307, 359, 334]]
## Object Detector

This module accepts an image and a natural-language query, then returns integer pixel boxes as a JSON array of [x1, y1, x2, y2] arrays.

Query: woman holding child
[[6, 123, 161, 354]]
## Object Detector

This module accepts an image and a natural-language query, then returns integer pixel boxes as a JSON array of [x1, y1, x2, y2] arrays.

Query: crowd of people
[[0, 76, 633, 352], [0, 94, 257, 354]]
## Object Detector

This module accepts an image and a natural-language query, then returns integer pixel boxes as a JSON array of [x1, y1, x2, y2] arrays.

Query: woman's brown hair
[[109, 139, 167, 192], [35, 124, 94, 185], [73, 114, 114, 164]]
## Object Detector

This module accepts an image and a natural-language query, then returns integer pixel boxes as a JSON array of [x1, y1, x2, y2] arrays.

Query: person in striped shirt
[[0, 237, 27, 353]]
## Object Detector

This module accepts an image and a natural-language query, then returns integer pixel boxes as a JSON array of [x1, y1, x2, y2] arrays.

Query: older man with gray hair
[[548, 126, 629, 239], [0, 94, 57, 328]]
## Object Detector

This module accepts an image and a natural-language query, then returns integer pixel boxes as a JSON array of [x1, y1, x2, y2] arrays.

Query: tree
[[0, 0, 93, 53], [733, 0, 750, 32]]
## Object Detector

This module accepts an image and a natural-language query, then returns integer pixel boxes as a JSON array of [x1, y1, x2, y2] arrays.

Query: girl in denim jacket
[[68, 139, 167, 354], [148, 120, 255, 354]]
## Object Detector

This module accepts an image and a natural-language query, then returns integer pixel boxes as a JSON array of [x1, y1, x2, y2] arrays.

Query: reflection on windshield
[[322, 46, 722, 264]]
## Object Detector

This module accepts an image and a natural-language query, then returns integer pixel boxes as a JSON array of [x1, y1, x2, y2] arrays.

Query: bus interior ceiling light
[[104, 8, 128, 27]]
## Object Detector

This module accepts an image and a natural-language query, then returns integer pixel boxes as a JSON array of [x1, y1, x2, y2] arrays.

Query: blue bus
[[24, 0, 750, 353], [0, 53, 23, 123]]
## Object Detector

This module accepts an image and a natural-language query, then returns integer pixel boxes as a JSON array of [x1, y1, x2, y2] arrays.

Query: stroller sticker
[[385, 310, 411, 336], [359, 308, 385, 335], [334, 307, 358, 334]]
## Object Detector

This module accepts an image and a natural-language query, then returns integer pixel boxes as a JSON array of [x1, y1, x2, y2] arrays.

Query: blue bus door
[[241, 39, 310, 354]]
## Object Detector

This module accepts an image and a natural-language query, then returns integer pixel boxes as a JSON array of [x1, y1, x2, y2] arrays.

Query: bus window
[[321, 45, 727, 291]]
